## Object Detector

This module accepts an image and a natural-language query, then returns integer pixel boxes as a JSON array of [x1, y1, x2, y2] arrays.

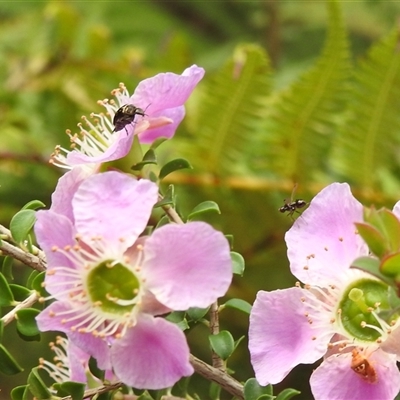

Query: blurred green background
[[2, 0, 400, 398]]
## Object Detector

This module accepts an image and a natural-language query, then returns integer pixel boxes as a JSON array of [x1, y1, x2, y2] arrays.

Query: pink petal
[[249, 288, 329, 385], [380, 325, 400, 360], [67, 341, 91, 383], [66, 130, 137, 165], [35, 211, 79, 299], [131, 65, 205, 113], [36, 301, 112, 371], [138, 106, 184, 144], [111, 315, 193, 389], [73, 172, 158, 249], [286, 183, 368, 286], [310, 350, 400, 400], [51, 166, 96, 222], [142, 222, 232, 310]]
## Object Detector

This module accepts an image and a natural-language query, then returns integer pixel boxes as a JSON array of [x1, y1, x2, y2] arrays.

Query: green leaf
[[26, 270, 40, 289], [355, 222, 386, 258], [27, 367, 51, 399], [223, 298, 252, 314], [154, 185, 175, 208], [11, 385, 30, 400], [0, 320, 3, 342], [88, 356, 105, 381], [165, 311, 189, 331], [351, 256, 391, 284], [150, 137, 168, 150], [137, 391, 155, 400], [16, 308, 40, 337], [187, 306, 209, 321], [10, 284, 32, 302], [131, 148, 158, 171], [0, 272, 15, 306], [366, 208, 400, 253], [2, 256, 14, 280], [231, 251, 245, 276], [0, 344, 24, 375], [209, 381, 222, 400], [381, 253, 400, 277], [10, 209, 36, 244], [187, 201, 221, 220], [275, 388, 301, 400], [244, 378, 273, 400], [31, 272, 47, 296], [155, 215, 170, 229], [209, 330, 235, 360], [159, 158, 192, 179], [22, 200, 46, 211], [54, 381, 86, 399]]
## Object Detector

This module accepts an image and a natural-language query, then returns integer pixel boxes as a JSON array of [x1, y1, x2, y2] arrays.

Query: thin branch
[[190, 354, 244, 399], [60, 381, 124, 400], [158, 193, 184, 225], [209, 301, 224, 370], [1, 291, 40, 326], [0, 224, 46, 272]]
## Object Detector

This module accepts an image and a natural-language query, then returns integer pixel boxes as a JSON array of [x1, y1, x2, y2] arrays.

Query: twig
[[60, 381, 124, 399], [0, 225, 46, 272], [1, 291, 40, 326], [209, 301, 224, 370], [190, 355, 244, 399], [158, 194, 184, 225]]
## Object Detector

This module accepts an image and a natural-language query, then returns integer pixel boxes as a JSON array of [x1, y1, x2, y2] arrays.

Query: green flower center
[[339, 278, 390, 341], [87, 260, 140, 315]]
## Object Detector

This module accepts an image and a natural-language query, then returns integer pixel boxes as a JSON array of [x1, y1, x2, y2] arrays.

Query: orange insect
[[351, 348, 378, 384]]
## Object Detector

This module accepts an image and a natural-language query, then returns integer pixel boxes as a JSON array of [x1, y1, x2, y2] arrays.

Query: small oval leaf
[[0, 273, 15, 306], [275, 388, 301, 400], [22, 200, 46, 211], [10, 284, 32, 302], [11, 385, 30, 400], [0, 344, 24, 375], [231, 251, 245, 276], [10, 209, 36, 244], [2, 256, 14, 280], [16, 308, 40, 337], [159, 158, 192, 179], [244, 378, 273, 400], [27, 367, 51, 399], [209, 330, 235, 360], [187, 201, 221, 220], [187, 306, 210, 321], [55, 381, 86, 400], [223, 298, 252, 314]]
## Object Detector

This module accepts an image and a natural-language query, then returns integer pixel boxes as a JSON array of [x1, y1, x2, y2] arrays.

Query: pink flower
[[51, 65, 205, 169], [249, 183, 400, 400], [35, 171, 232, 389], [39, 336, 114, 386]]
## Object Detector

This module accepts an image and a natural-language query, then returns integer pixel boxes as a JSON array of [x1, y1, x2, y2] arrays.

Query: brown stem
[[0, 225, 46, 272], [190, 354, 244, 399], [210, 301, 224, 370], [1, 292, 40, 326]]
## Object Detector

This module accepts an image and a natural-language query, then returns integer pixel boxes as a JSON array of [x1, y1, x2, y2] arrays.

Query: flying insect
[[279, 184, 307, 219], [113, 104, 146, 134]]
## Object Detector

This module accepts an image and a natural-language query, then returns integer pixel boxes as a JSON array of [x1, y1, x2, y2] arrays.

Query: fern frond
[[179, 43, 272, 176], [254, 0, 350, 182], [331, 27, 400, 190]]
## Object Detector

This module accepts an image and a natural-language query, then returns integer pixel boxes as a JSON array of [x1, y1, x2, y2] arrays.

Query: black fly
[[113, 104, 146, 134], [279, 184, 307, 219]]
